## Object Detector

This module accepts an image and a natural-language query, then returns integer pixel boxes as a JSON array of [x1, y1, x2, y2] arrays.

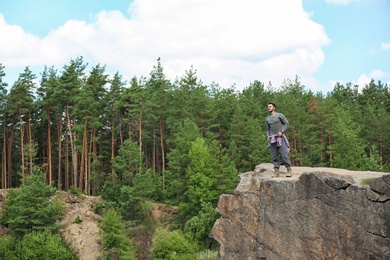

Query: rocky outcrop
[[211, 163, 390, 260]]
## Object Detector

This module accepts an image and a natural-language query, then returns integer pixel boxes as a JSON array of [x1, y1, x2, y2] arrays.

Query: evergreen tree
[[182, 137, 217, 217], [0, 63, 9, 188], [165, 119, 201, 204], [8, 67, 37, 177], [1, 168, 64, 234], [100, 208, 136, 260]]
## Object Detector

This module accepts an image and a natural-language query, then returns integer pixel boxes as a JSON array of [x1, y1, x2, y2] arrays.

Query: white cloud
[[354, 70, 389, 91], [381, 42, 390, 50], [325, 0, 370, 5], [0, 1, 330, 91], [325, 0, 352, 5]]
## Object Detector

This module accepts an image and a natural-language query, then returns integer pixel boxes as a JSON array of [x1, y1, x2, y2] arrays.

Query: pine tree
[[1, 168, 64, 234]]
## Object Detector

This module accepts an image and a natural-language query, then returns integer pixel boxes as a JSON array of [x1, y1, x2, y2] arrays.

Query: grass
[[361, 178, 372, 185]]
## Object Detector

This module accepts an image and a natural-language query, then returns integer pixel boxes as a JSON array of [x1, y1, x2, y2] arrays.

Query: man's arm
[[279, 113, 289, 133]]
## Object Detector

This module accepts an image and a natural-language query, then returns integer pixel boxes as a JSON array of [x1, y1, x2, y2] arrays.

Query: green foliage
[[0, 230, 76, 260], [93, 200, 106, 215], [1, 168, 64, 234], [16, 230, 76, 260], [100, 208, 136, 260], [361, 178, 372, 185], [74, 216, 82, 224], [0, 235, 17, 260], [184, 202, 219, 247], [165, 119, 202, 204], [112, 138, 143, 184], [68, 185, 83, 195], [101, 181, 143, 220], [361, 145, 384, 171], [182, 137, 217, 217], [132, 169, 163, 201], [151, 228, 198, 260]]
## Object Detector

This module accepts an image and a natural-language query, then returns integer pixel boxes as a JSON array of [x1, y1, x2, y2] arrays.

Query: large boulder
[[211, 163, 390, 259]]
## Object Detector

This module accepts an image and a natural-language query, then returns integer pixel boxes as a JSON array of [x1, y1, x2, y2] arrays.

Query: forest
[[0, 56, 389, 257]]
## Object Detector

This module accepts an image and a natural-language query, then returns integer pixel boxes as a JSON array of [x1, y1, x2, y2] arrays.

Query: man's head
[[267, 102, 276, 113]]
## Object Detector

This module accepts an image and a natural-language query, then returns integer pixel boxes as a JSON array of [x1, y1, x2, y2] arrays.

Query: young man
[[266, 102, 292, 177]]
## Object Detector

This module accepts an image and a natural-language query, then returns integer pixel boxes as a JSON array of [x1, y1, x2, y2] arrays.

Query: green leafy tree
[[8, 67, 37, 177], [165, 119, 201, 204], [1, 168, 64, 234], [111, 138, 142, 184], [0, 235, 16, 259], [133, 169, 163, 201], [184, 202, 219, 248], [182, 137, 217, 217], [361, 144, 384, 171], [59, 57, 87, 189], [151, 228, 198, 260], [13, 230, 76, 260], [329, 105, 365, 170], [37, 66, 60, 186], [100, 208, 136, 260]]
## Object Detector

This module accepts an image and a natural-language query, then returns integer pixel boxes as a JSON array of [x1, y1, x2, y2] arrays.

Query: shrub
[[361, 178, 372, 185], [1, 168, 64, 234], [184, 202, 218, 248], [74, 216, 83, 224], [14, 230, 76, 260], [0, 236, 17, 260], [93, 200, 105, 215], [151, 228, 198, 260], [68, 186, 83, 195], [100, 208, 136, 260]]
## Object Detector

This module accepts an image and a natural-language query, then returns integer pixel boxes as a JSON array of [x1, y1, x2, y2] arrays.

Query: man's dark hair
[[268, 102, 277, 109]]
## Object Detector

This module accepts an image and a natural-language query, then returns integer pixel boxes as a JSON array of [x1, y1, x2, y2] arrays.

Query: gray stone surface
[[211, 163, 390, 260]]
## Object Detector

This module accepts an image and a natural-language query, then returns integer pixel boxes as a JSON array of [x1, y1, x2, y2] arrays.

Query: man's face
[[267, 104, 275, 113]]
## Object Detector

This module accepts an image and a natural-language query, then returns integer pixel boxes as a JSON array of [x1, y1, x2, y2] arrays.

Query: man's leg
[[269, 143, 280, 177], [269, 143, 280, 168], [279, 139, 292, 177]]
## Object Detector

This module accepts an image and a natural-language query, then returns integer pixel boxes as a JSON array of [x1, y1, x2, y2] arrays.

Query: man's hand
[[277, 132, 283, 137]]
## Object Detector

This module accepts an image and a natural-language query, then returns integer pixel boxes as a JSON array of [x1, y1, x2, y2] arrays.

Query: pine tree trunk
[[2, 116, 7, 189], [65, 122, 70, 190], [47, 109, 52, 185], [153, 124, 156, 172], [160, 117, 165, 190], [139, 111, 143, 170], [28, 111, 33, 174], [57, 120, 63, 190], [66, 104, 78, 188], [19, 111, 25, 177], [7, 125, 14, 188], [111, 115, 115, 176]]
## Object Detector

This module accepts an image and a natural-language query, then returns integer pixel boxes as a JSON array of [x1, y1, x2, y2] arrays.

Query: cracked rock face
[[211, 163, 390, 260]]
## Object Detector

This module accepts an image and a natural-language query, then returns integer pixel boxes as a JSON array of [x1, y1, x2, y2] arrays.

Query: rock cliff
[[211, 163, 390, 259]]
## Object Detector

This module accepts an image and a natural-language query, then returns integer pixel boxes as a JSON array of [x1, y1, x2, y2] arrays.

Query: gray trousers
[[269, 138, 291, 168]]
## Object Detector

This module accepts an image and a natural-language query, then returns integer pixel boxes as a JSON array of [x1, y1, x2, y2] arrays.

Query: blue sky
[[0, 0, 389, 94]]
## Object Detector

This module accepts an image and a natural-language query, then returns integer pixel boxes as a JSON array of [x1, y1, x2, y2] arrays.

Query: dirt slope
[[56, 191, 103, 260]]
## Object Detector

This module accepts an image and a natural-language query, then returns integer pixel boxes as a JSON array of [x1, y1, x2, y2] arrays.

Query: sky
[[0, 0, 389, 94]]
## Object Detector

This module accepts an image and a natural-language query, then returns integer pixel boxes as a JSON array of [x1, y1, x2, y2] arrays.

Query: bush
[[68, 186, 83, 195], [133, 169, 163, 201], [184, 202, 218, 248], [93, 200, 105, 215], [14, 230, 76, 260], [100, 208, 136, 260], [1, 168, 64, 234], [0, 236, 17, 260], [74, 216, 83, 224], [151, 228, 198, 260], [0, 230, 76, 260]]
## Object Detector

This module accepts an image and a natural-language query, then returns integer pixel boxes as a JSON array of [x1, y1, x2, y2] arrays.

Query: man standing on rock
[[266, 102, 292, 177]]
